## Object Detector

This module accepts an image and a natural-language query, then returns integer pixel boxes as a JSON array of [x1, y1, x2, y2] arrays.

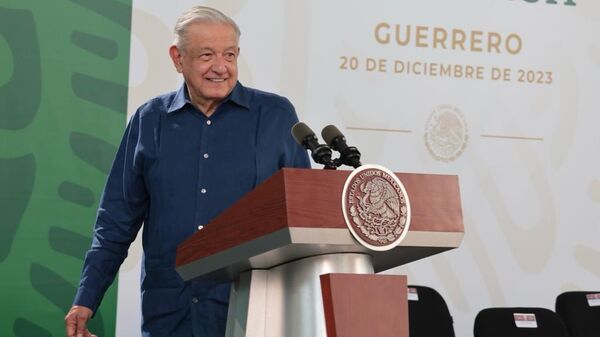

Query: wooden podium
[[176, 168, 463, 337]]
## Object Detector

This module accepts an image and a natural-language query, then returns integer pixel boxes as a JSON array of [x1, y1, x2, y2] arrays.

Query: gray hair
[[173, 6, 241, 51]]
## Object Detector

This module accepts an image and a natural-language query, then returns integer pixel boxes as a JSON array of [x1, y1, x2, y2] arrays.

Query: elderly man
[[65, 6, 310, 337]]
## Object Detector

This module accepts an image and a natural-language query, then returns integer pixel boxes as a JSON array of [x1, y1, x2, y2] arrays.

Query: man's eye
[[200, 54, 212, 60]]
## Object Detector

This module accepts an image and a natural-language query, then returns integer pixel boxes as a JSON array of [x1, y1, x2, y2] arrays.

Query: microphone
[[321, 125, 362, 168], [291, 122, 336, 169]]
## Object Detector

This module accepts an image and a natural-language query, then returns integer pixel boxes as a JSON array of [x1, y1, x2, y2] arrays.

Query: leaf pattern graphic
[[0, 1, 132, 336]]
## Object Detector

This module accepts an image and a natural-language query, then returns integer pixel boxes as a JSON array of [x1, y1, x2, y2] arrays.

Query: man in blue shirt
[[65, 6, 310, 337]]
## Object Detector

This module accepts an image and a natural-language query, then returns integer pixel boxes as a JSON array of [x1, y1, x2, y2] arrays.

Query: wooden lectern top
[[176, 168, 463, 282]]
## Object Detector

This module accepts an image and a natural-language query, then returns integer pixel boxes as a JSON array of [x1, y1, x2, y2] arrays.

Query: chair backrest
[[407, 285, 455, 337], [556, 291, 600, 337], [474, 307, 568, 337]]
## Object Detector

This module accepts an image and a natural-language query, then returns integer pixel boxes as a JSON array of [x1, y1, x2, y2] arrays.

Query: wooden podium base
[[225, 253, 409, 337], [321, 274, 408, 337]]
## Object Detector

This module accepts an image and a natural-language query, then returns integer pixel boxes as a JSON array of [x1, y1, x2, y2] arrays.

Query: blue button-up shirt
[[73, 82, 311, 337]]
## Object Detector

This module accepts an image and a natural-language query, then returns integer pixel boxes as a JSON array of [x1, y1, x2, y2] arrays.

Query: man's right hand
[[65, 305, 96, 337]]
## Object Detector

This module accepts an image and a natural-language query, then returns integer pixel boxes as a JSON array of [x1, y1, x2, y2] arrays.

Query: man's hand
[[65, 305, 96, 337]]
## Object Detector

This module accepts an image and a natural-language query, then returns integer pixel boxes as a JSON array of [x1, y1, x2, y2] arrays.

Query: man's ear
[[169, 45, 183, 73]]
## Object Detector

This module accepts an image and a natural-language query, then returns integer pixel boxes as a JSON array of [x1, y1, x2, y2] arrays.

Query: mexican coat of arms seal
[[342, 164, 411, 251]]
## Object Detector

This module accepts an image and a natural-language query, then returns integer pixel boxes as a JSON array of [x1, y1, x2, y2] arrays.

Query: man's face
[[170, 22, 239, 111]]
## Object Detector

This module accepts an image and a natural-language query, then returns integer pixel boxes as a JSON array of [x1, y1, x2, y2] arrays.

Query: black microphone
[[291, 122, 336, 169], [321, 125, 362, 168]]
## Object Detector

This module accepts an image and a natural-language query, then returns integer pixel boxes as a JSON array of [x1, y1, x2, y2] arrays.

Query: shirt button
[[206, 120, 212, 125], [203, 153, 209, 159], [197, 225, 204, 230], [200, 188, 207, 194], [192, 297, 199, 304]]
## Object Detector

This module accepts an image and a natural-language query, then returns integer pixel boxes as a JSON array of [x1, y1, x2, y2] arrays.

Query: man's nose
[[211, 57, 227, 73]]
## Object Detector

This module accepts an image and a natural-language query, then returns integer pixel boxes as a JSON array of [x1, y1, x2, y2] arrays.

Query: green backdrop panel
[[0, 0, 132, 336]]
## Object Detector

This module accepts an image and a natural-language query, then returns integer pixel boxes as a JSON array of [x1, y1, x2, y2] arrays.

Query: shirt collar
[[167, 81, 250, 114]]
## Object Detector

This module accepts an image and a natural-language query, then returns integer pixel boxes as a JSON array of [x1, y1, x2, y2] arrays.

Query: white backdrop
[[118, 1, 600, 336]]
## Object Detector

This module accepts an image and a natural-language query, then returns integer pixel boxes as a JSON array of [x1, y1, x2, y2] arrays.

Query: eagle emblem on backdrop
[[424, 104, 469, 162], [342, 165, 411, 251]]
